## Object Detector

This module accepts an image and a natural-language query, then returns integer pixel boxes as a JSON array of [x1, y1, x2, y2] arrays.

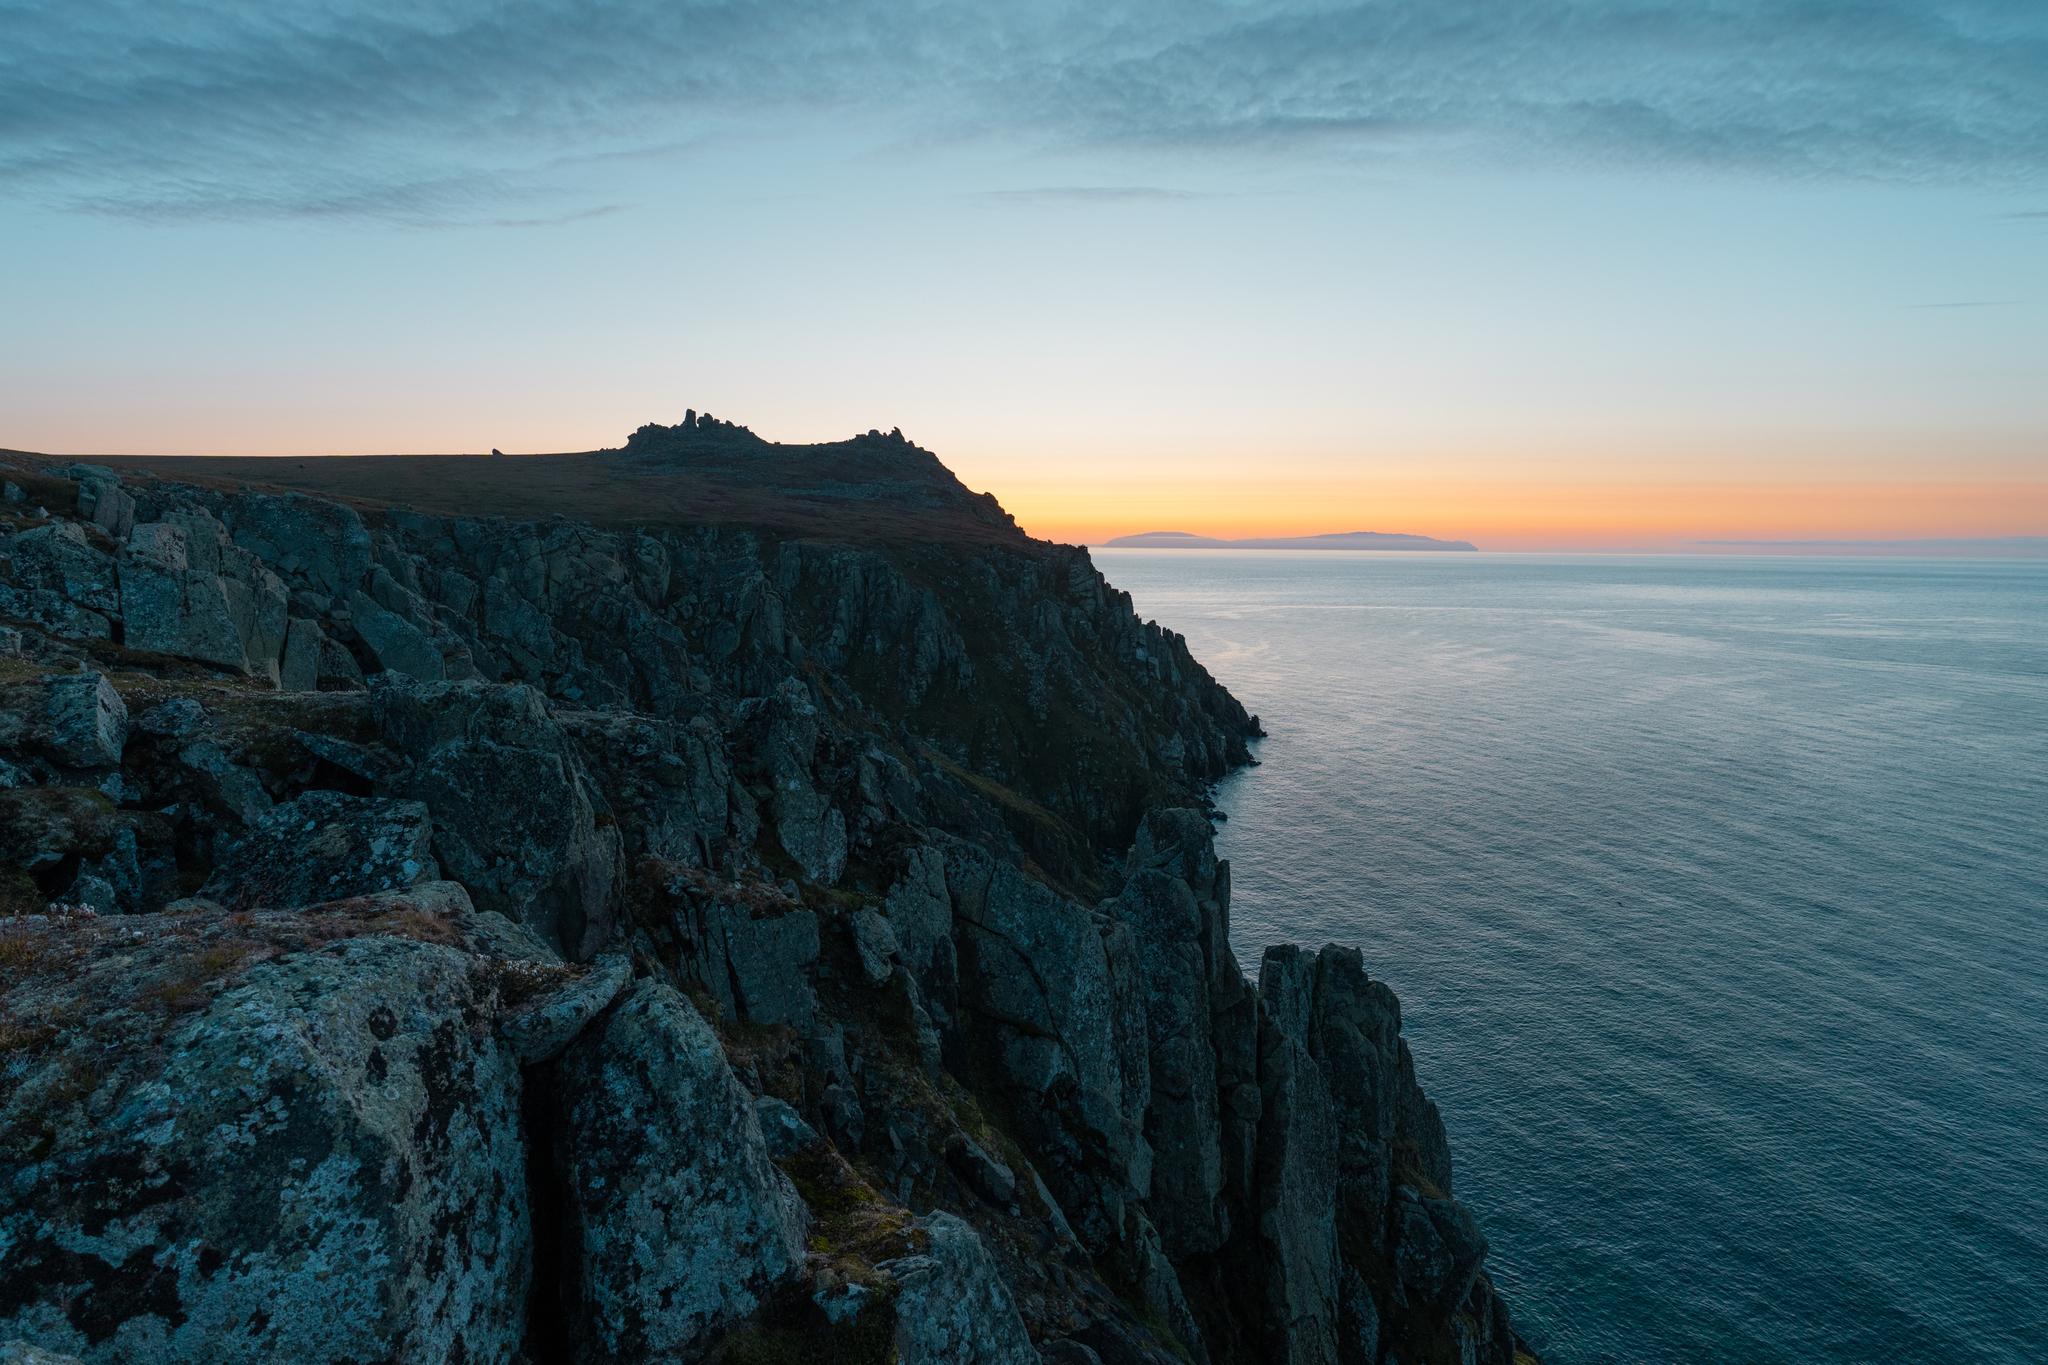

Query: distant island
[[1107, 529, 1479, 551]]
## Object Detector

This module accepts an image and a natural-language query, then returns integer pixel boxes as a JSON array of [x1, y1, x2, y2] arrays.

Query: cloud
[[3, 1, 2043, 222]]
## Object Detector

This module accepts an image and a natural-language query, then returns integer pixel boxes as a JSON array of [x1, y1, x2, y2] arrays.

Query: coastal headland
[[0, 421, 1539, 1365]]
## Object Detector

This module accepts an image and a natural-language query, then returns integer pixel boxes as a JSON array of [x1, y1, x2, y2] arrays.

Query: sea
[[1094, 550, 2048, 1365]]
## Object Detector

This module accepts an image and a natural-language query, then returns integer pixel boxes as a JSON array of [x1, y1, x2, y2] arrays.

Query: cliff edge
[[0, 434, 1537, 1365]]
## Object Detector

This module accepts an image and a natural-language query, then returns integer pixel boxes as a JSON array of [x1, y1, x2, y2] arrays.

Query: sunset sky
[[3, 2, 2044, 550]]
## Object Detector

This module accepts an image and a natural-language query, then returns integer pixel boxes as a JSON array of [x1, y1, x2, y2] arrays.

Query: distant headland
[[1106, 529, 1479, 551]]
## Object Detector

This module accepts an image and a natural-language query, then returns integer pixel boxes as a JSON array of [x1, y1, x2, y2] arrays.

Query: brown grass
[[4, 434, 1039, 548]]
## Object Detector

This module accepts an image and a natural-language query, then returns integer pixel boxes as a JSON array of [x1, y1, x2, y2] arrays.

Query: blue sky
[[3, 1, 2044, 544]]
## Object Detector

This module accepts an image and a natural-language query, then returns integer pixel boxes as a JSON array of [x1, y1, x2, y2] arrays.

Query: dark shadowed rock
[[1336, 1262, 1379, 1365], [946, 1133, 1019, 1208], [0, 673, 127, 770], [117, 522, 255, 674], [851, 905, 900, 986], [199, 790, 434, 911], [0, 787, 176, 914], [664, 890, 821, 1027], [224, 493, 374, 601], [876, 1211, 1037, 1365], [348, 590, 444, 681], [1256, 1010, 1340, 1364], [548, 979, 808, 1362], [1392, 1187, 1456, 1305], [946, 837, 1150, 1251], [1, 524, 117, 640], [372, 676, 621, 960], [753, 1097, 822, 1160], [883, 844, 951, 976]]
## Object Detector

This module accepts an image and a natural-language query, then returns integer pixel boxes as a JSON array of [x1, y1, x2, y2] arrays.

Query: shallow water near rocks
[[1097, 549, 2048, 1365]]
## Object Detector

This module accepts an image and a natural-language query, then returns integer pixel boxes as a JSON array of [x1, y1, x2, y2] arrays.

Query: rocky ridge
[[0, 441, 1538, 1364]]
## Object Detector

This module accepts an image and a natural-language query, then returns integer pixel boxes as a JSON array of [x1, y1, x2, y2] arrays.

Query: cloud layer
[[4, 1, 2043, 220]]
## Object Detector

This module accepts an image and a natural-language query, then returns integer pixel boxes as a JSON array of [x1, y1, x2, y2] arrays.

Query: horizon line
[[1693, 536, 2048, 547]]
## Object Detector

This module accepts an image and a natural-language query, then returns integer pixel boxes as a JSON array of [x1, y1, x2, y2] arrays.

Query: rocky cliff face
[[0, 443, 1537, 1365]]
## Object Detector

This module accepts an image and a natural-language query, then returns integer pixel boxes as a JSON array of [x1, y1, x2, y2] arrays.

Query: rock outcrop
[[0, 896, 532, 1364], [0, 433, 1536, 1365]]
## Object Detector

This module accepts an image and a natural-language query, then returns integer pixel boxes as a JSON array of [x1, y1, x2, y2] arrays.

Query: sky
[[3, 1, 2045, 550]]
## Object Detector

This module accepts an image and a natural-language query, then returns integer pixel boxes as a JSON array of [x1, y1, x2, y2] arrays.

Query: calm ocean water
[[1095, 550, 2048, 1365]]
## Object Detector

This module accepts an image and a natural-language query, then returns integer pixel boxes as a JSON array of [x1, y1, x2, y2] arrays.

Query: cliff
[[0, 439, 1537, 1365]]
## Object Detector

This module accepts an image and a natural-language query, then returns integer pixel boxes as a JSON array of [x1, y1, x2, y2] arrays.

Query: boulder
[[0, 673, 127, 769], [225, 493, 373, 600], [0, 932, 532, 1364], [159, 511, 225, 577], [875, 1211, 1037, 1365], [173, 739, 272, 826], [945, 1134, 1018, 1208], [316, 635, 366, 688], [45, 674, 127, 770], [73, 476, 135, 539], [199, 790, 435, 911], [753, 1097, 822, 1160], [773, 777, 846, 884], [278, 617, 325, 691], [134, 697, 203, 740], [556, 711, 735, 866], [119, 525, 270, 674], [851, 906, 900, 987], [465, 907, 563, 963], [0, 523, 117, 642], [347, 591, 444, 681], [496, 950, 633, 1065], [123, 523, 184, 569], [217, 548, 289, 683], [5, 524, 119, 625], [547, 980, 808, 1362]]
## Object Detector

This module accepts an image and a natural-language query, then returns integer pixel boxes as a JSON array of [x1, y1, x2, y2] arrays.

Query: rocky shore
[[0, 430, 1539, 1365]]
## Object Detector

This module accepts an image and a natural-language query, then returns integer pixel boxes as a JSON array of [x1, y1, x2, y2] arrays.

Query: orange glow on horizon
[[994, 480, 2048, 551]]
